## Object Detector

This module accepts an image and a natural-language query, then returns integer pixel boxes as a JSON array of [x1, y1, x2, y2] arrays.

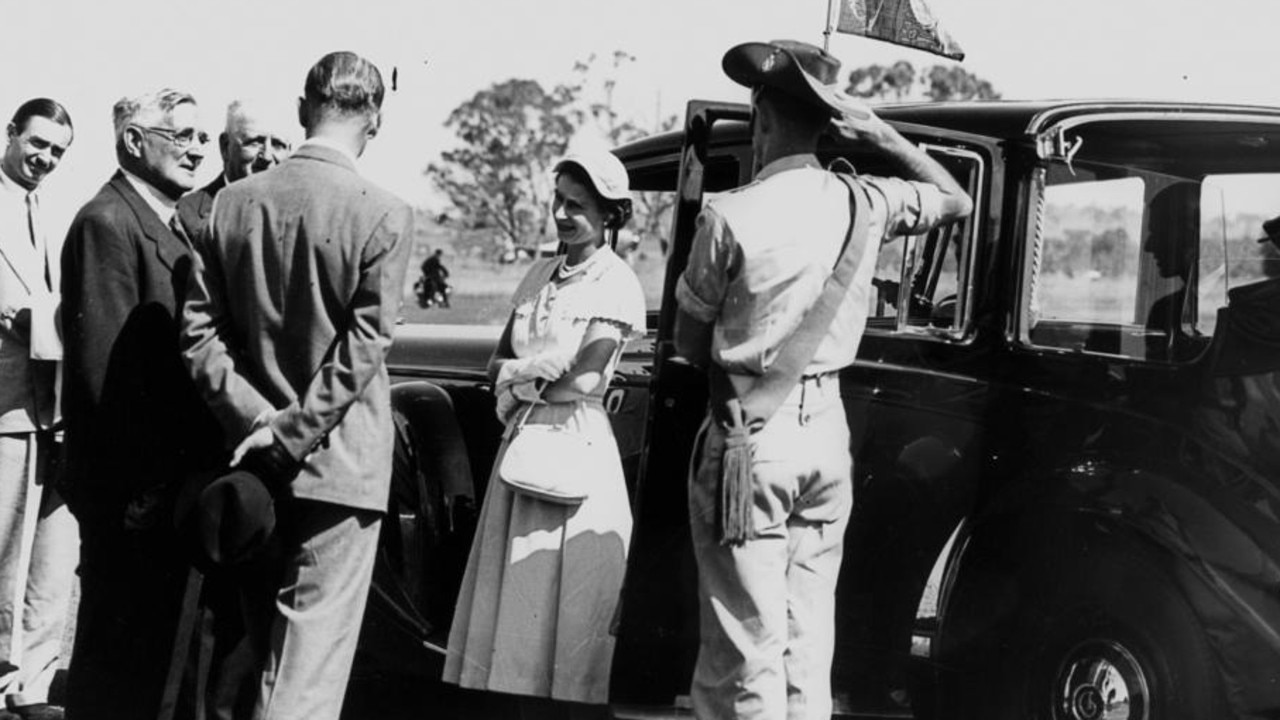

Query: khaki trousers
[[688, 376, 852, 720], [0, 432, 77, 706]]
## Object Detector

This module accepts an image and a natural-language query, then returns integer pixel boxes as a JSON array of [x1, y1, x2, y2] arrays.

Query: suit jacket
[[181, 143, 414, 512], [0, 180, 59, 433], [60, 172, 224, 518], [175, 175, 225, 241]]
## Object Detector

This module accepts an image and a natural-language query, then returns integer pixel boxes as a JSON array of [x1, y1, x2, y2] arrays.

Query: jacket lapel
[[0, 194, 43, 295], [107, 172, 188, 271]]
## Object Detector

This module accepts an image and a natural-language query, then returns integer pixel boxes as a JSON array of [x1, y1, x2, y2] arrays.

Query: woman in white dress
[[443, 146, 645, 719]]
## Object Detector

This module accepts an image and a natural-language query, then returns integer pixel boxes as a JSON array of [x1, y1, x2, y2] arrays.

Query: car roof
[[615, 98, 1280, 161]]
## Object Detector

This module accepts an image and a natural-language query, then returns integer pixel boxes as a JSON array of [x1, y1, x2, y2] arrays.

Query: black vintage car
[[364, 99, 1280, 720]]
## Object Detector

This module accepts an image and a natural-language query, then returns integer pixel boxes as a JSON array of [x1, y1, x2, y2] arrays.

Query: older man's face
[[222, 110, 291, 182], [135, 101, 206, 199]]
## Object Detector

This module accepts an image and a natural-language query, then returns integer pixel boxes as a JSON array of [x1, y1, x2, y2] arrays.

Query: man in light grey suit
[[0, 98, 74, 720], [180, 51, 413, 720]]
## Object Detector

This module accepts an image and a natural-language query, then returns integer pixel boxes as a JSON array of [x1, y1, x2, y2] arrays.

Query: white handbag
[[498, 404, 593, 505]]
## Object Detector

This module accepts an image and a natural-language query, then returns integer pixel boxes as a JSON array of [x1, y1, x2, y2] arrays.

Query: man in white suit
[[0, 98, 75, 720]]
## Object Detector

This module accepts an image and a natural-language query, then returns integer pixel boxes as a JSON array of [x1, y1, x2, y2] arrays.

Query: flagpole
[[823, 0, 836, 51]]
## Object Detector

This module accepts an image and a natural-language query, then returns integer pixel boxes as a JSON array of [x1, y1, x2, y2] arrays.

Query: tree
[[428, 52, 680, 261], [846, 60, 1001, 102], [846, 60, 917, 102], [425, 79, 576, 257], [562, 52, 680, 255], [924, 65, 1001, 102]]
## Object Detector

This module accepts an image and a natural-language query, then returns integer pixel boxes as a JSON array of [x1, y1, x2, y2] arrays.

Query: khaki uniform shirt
[[676, 155, 943, 377]]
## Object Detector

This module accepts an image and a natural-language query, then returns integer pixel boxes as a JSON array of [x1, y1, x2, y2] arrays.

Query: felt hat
[[1258, 215, 1280, 248], [722, 39, 870, 119], [174, 469, 277, 568]]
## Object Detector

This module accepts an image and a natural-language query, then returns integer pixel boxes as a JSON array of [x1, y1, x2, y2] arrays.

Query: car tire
[[944, 532, 1228, 720]]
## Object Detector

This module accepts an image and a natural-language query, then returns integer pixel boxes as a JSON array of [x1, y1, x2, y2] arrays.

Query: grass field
[[400, 251, 668, 327]]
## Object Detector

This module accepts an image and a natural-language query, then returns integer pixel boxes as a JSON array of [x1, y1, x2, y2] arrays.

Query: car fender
[[934, 456, 1280, 715]]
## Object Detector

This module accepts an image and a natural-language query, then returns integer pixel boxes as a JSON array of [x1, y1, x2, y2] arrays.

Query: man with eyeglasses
[[60, 89, 225, 720], [177, 98, 294, 239]]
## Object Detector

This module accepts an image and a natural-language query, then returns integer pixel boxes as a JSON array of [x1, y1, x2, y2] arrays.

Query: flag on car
[[836, 0, 965, 60]]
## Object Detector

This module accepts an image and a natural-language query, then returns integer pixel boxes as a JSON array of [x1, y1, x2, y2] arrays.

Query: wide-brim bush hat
[[722, 39, 871, 119]]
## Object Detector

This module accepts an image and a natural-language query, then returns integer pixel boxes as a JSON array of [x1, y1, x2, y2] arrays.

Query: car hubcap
[[1054, 639, 1149, 720]]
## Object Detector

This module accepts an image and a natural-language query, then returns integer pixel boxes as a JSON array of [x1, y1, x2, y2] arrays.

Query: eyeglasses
[[135, 125, 210, 150]]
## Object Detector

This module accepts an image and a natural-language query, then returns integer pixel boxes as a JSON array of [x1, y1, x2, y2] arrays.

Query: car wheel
[[944, 533, 1228, 720]]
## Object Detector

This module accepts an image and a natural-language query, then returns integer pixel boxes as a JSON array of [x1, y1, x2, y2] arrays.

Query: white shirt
[[0, 166, 47, 298], [0, 165, 38, 255], [121, 168, 177, 226]]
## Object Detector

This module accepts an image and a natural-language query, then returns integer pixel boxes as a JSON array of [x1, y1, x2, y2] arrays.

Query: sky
[[4, 0, 1279, 230]]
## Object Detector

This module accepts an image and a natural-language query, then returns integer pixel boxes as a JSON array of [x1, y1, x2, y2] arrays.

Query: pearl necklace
[[557, 248, 606, 280]]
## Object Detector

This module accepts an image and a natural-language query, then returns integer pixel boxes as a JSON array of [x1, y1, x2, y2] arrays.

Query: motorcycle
[[415, 275, 451, 309]]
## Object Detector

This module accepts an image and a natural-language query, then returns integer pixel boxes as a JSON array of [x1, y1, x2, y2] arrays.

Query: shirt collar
[[0, 166, 37, 204], [298, 137, 360, 169], [120, 168, 177, 225], [756, 154, 822, 182]]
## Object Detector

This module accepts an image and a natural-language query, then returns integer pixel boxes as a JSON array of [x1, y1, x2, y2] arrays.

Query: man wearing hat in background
[[673, 40, 972, 720], [180, 50, 412, 720]]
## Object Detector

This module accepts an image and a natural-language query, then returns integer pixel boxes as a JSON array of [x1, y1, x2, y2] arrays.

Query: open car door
[[610, 101, 752, 708]]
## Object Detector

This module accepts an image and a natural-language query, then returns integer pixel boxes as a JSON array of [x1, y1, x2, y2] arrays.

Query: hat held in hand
[[722, 39, 871, 120], [174, 468, 277, 568]]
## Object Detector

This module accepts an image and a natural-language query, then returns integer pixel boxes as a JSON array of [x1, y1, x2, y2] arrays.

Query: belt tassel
[[718, 399, 755, 546]]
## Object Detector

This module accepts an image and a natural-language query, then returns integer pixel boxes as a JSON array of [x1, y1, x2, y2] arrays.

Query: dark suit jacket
[[60, 171, 224, 520], [175, 175, 225, 241], [182, 143, 414, 512]]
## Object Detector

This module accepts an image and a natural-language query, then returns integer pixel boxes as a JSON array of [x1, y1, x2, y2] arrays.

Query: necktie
[[26, 193, 50, 291], [25, 193, 36, 248], [170, 214, 192, 247]]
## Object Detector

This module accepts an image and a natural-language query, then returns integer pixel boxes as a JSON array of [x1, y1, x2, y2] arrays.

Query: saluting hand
[[829, 97, 892, 147]]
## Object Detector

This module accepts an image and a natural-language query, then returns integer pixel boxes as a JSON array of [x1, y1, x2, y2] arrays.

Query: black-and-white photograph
[[1, 1, 1278, 719]]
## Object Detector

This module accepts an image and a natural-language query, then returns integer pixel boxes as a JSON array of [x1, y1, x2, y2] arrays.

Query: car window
[[1029, 175, 1146, 329], [1198, 173, 1280, 333], [1021, 117, 1280, 363], [865, 145, 984, 338]]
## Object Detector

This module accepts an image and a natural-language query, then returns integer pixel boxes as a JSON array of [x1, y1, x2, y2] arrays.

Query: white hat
[[553, 148, 631, 201]]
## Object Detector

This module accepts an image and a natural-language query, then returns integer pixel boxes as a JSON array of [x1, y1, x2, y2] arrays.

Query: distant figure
[[1140, 183, 1207, 361], [417, 248, 451, 308], [181, 51, 413, 720], [1192, 215, 1280, 493], [0, 98, 75, 720], [61, 88, 225, 720], [176, 98, 294, 238]]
